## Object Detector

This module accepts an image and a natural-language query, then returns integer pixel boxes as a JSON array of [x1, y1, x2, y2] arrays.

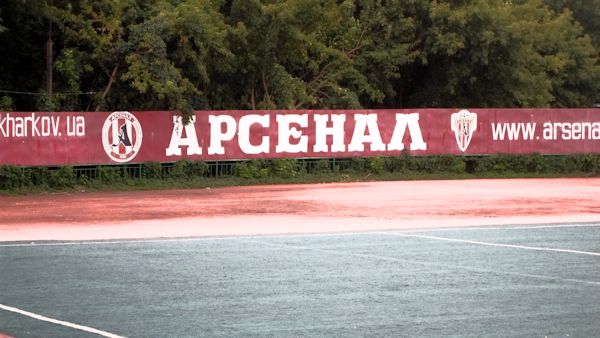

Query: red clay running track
[[1, 178, 600, 242]]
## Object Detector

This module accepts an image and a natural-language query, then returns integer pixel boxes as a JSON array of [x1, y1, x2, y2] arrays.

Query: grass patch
[[1, 154, 599, 195]]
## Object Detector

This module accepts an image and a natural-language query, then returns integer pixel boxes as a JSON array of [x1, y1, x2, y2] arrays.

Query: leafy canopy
[[0, 0, 598, 117]]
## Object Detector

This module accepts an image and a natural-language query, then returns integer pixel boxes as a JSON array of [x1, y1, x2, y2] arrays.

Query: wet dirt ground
[[1, 178, 599, 241]]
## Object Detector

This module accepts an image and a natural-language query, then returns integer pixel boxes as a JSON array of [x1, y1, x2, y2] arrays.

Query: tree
[[53, 0, 161, 111], [404, 0, 600, 108], [0, 0, 598, 112], [543, 0, 600, 105], [544, 0, 600, 48], [352, 0, 429, 108], [48, 0, 234, 120], [121, 0, 233, 117], [0, 0, 53, 110], [220, 0, 376, 110], [519, 0, 600, 107]]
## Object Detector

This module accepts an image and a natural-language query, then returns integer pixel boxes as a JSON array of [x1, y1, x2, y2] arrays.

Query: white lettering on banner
[[166, 116, 202, 156], [542, 122, 600, 140], [491, 122, 600, 141], [276, 114, 308, 153], [164, 111, 428, 157], [388, 113, 427, 151], [313, 114, 346, 153], [492, 123, 536, 141], [239, 114, 270, 154], [208, 115, 237, 155], [349, 114, 386, 152], [491, 121, 600, 141], [66, 116, 85, 136], [0, 113, 64, 138]]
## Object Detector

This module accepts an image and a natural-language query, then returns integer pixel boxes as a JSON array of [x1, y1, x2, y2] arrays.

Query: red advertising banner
[[0, 109, 599, 166]]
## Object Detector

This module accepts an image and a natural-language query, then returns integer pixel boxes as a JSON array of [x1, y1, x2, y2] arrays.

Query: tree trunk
[[95, 64, 119, 112]]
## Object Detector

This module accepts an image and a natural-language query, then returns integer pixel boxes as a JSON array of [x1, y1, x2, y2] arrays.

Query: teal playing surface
[[1, 223, 599, 337]]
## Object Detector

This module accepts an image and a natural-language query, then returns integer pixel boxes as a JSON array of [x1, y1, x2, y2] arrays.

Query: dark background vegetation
[[0, 0, 599, 117]]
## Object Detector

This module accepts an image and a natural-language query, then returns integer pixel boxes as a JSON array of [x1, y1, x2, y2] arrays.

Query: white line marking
[[0, 304, 125, 338], [248, 240, 600, 286], [0, 222, 599, 248], [0, 232, 368, 247], [399, 222, 600, 233], [379, 232, 600, 257]]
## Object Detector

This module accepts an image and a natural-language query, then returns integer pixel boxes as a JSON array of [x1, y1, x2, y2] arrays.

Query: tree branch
[[95, 64, 119, 112], [250, 81, 256, 110], [297, 26, 368, 109], [262, 71, 271, 106]]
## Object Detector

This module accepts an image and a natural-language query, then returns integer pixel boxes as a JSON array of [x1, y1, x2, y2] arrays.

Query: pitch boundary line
[[399, 222, 600, 233], [1, 222, 599, 248], [378, 232, 600, 257], [0, 304, 124, 338], [248, 240, 600, 286]]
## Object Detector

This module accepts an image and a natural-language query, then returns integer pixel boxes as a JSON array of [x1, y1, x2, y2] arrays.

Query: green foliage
[[397, 155, 466, 174], [29, 167, 51, 187], [270, 158, 299, 178], [171, 159, 191, 179], [35, 95, 56, 112], [544, 0, 600, 48], [233, 160, 269, 179], [1, 0, 598, 112], [344, 157, 366, 173], [367, 156, 385, 174], [473, 154, 510, 173], [99, 166, 125, 184], [2, 155, 600, 192], [143, 161, 163, 179], [170, 159, 208, 179], [49, 166, 76, 188], [0, 166, 26, 189], [190, 161, 210, 177], [53, 49, 81, 110], [413, 0, 600, 108], [566, 154, 600, 173], [523, 154, 549, 173], [405, 156, 436, 173], [314, 159, 331, 174], [0, 96, 13, 111], [384, 156, 407, 173], [433, 155, 467, 174], [474, 154, 555, 173]]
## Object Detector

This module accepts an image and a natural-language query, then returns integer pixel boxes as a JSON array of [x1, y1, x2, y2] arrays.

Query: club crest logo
[[102, 111, 143, 163], [451, 109, 477, 152]]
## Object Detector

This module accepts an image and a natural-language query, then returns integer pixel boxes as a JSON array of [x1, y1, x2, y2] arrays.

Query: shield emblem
[[451, 110, 477, 152], [102, 111, 143, 163]]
